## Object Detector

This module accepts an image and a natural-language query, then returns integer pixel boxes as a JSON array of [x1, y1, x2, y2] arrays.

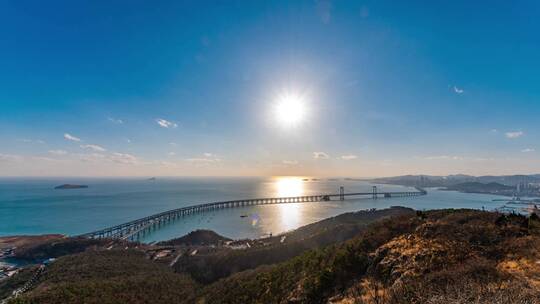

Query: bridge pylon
[[339, 186, 345, 201], [372, 186, 377, 199]]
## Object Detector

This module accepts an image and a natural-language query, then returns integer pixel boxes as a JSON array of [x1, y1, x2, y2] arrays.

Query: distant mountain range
[[369, 174, 540, 187]]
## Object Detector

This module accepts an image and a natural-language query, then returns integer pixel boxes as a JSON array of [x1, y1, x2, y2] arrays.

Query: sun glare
[[275, 177, 305, 197], [274, 93, 307, 128], [274, 177, 305, 231]]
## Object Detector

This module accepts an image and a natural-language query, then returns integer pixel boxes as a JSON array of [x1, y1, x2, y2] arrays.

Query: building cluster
[[516, 182, 540, 196]]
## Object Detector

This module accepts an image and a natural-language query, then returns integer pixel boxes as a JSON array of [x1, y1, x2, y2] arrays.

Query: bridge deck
[[79, 187, 427, 241]]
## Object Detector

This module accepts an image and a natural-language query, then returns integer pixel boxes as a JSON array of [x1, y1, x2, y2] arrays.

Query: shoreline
[[383, 182, 538, 199]]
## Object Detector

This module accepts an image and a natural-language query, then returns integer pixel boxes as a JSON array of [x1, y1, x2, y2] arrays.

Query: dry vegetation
[[0, 235, 65, 251], [3, 208, 540, 304]]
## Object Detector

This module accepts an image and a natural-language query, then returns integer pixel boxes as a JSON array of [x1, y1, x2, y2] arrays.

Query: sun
[[274, 93, 307, 128], [275, 177, 304, 197]]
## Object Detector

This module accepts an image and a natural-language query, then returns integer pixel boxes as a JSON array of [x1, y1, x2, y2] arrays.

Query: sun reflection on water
[[274, 177, 306, 231], [275, 177, 305, 197]]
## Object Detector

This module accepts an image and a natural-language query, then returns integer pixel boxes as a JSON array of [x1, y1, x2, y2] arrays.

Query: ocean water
[[0, 177, 510, 242]]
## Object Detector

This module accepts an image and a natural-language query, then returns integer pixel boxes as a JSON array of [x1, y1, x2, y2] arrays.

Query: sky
[[1, 0, 540, 177]]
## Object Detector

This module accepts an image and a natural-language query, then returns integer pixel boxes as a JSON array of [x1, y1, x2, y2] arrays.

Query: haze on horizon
[[1, 1, 540, 177]]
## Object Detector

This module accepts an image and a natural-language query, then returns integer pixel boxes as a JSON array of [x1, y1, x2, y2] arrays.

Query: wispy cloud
[[340, 154, 358, 160], [156, 118, 178, 129], [282, 160, 299, 165], [1, 153, 71, 163], [453, 86, 464, 94], [156, 161, 176, 167], [49, 150, 68, 155], [78, 153, 107, 163], [110, 152, 137, 164], [32, 156, 62, 163], [186, 153, 220, 164], [522, 148, 535, 153], [64, 133, 81, 142], [75, 151, 139, 165], [168, 152, 176, 156], [313, 151, 330, 159], [505, 131, 524, 139], [80, 144, 106, 152], [18, 139, 45, 144], [186, 158, 220, 164], [108, 117, 124, 124], [1, 154, 67, 163], [0, 153, 23, 162], [425, 155, 464, 160], [423, 155, 496, 162]]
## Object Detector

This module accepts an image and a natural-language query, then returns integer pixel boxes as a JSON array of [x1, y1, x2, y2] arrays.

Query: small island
[[54, 184, 89, 190]]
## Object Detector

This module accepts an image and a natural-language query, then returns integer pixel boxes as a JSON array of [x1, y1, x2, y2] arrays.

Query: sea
[[0, 177, 513, 243]]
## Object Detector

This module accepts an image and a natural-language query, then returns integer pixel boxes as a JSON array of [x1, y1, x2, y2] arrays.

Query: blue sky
[[1, 0, 539, 176]]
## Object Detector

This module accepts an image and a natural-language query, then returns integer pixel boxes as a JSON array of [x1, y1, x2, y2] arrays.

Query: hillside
[[8, 250, 198, 304], [0, 235, 65, 251], [158, 229, 232, 246], [11, 238, 113, 261], [4, 208, 540, 304], [199, 210, 540, 303], [173, 207, 414, 283], [444, 182, 515, 195]]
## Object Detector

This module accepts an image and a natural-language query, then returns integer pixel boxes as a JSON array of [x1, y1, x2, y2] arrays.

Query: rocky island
[[53, 184, 88, 190]]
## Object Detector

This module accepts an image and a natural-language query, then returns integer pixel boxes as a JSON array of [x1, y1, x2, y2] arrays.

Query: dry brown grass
[[333, 211, 540, 304]]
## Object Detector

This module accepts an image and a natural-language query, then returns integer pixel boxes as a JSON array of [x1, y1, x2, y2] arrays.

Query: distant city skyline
[[1, 1, 540, 177]]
